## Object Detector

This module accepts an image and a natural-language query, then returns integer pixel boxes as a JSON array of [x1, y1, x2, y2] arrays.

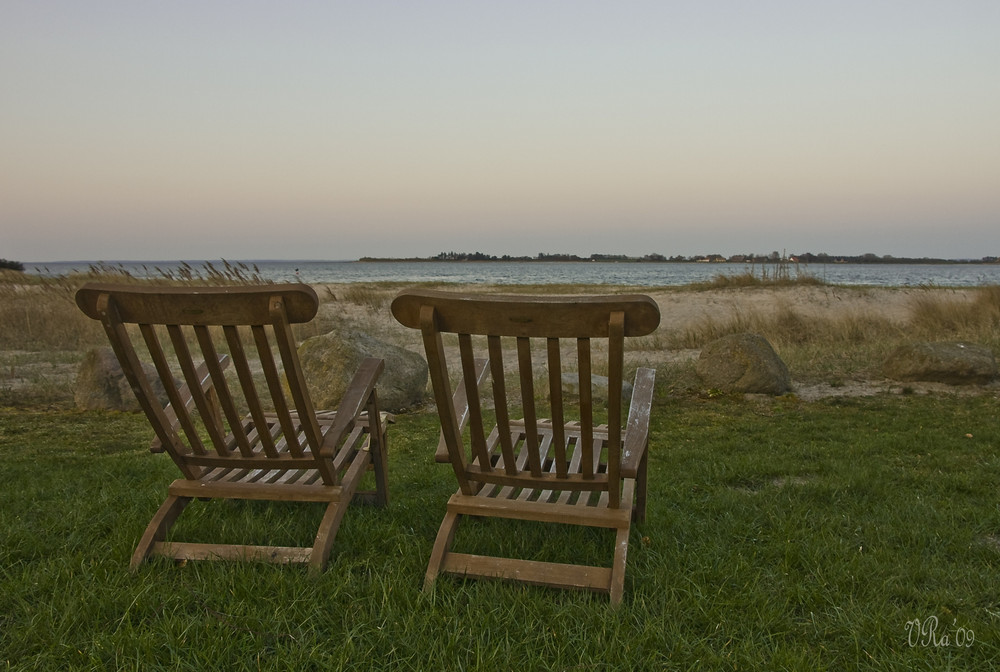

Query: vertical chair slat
[[516, 337, 542, 477], [420, 305, 472, 495], [606, 312, 625, 508], [252, 324, 303, 458], [167, 324, 231, 457], [194, 325, 254, 457], [224, 325, 279, 458], [577, 337, 594, 479], [546, 337, 568, 477], [459, 334, 491, 471], [138, 322, 207, 457], [488, 336, 517, 476], [270, 297, 324, 456]]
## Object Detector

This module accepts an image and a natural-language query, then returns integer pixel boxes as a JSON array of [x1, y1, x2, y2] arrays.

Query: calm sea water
[[26, 260, 1000, 288]]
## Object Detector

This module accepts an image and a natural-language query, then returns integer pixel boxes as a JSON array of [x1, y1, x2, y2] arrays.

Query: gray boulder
[[75, 347, 167, 411], [298, 329, 427, 413], [696, 333, 791, 395], [883, 342, 997, 385]]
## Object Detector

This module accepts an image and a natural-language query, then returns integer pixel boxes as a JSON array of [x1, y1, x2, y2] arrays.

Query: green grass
[[2, 394, 999, 670]]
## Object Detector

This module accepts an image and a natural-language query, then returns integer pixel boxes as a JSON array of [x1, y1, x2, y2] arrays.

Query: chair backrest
[[391, 289, 660, 506], [76, 283, 338, 483]]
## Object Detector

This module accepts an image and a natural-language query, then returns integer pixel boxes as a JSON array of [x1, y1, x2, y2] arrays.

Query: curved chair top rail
[[75, 282, 319, 325], [390, 288, 660, 338]]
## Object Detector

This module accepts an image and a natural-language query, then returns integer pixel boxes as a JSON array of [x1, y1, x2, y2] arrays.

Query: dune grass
[[5, 267, 1000, 408], [689, 269, 826, 290], [663, 285, 1000, 386], [2, 394, 999, 670]]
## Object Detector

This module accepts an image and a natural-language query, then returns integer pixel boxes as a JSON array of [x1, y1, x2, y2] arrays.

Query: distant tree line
[[1, 259, 25, 272], [359, 251, 999, 264]]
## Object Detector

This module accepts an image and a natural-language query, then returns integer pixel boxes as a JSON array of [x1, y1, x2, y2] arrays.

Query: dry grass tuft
[[0, 262, 272, 351], [689, 265, 826, 291], [909, 285, 1000, 342], [338, 284, 392, 311]]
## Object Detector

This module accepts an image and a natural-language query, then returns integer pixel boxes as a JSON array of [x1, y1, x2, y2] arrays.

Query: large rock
[[696, 333, 791, 395], [883, 342, 997, 385], [298, 329, 427, 413], [75, 347, 168, 411]]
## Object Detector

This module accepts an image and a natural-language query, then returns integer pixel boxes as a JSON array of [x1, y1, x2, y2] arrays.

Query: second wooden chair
[[391, 289, 659, 603]]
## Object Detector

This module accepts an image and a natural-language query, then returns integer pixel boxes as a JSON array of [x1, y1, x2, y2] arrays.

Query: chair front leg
[[130, 495, 191, 571], [424, 510, 462, 592], [632, 447, 648, 523]]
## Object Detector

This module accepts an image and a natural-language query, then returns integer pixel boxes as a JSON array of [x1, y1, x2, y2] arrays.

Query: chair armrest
[[436, 357, 489, 462], [320, 357, 385, 457], [150, 354, 230, 453], [621, 367, 655, 478]]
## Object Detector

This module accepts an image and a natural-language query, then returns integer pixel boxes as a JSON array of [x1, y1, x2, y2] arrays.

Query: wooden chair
[[391, 289, 659, 603], [76, 283, 389, 573]]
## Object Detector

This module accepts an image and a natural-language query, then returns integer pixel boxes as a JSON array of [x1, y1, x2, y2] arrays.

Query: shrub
[[0, 258, 25, 272]]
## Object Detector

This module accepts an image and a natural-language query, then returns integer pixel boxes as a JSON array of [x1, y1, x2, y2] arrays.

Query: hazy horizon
[[20, 250, 999, 265], [3, 2, 998, 262]]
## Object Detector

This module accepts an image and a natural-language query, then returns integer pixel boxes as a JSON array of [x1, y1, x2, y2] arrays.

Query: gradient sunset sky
[[3, 1, 998, 262]]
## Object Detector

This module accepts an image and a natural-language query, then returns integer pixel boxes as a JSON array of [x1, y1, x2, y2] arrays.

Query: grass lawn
[[1, 393, 999, 670]]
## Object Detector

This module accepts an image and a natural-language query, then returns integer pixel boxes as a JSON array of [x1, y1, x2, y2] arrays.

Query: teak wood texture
[[391, 289, 659, 604], [76, 283, 389, 573]]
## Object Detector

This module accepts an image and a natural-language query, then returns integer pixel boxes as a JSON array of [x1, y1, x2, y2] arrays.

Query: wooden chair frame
[[391, 289, 659, 603], [77, 283, 389, 573]]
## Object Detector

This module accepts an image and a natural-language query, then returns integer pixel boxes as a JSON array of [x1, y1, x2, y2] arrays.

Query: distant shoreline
[[358, 254, 1000, 265]]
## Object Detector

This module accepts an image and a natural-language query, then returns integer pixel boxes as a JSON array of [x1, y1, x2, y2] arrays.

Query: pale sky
[[2, 1, 998, 262]]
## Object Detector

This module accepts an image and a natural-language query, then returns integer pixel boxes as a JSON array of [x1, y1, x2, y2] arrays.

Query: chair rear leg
[[354, 416, 391, 507], [371, 424, 390, 507], [131, 495, 190, 571], [424, 510, 462, 592]]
